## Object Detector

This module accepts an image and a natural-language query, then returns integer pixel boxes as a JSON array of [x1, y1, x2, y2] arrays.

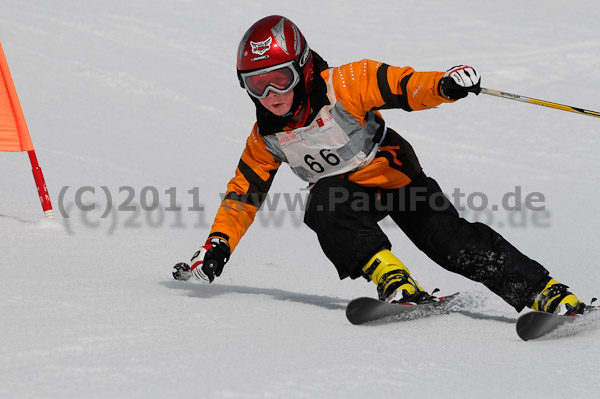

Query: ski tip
[[516, 311, 579, 341]]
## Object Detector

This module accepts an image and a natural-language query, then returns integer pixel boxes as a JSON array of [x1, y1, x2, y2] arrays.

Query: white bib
[[262, 69, 380, 183]]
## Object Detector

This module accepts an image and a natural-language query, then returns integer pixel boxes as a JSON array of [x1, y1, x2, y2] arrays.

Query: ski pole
[[480, 87, 600, 119]]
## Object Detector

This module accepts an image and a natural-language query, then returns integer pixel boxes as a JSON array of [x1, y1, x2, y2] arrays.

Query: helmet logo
[[250, 37, 272, 56], [292, 24, 301, 56], [299, 44, 310, 67], [271, 18, 289, 55]]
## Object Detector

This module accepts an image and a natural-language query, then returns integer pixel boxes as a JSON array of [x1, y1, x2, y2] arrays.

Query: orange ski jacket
[[209, 59, 454, 252]]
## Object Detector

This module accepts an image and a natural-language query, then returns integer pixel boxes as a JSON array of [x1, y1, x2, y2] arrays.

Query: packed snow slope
[[1, 1, 600, 398]]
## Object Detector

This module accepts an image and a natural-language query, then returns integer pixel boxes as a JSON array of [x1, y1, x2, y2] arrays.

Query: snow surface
[[1, 1, 600, 398]]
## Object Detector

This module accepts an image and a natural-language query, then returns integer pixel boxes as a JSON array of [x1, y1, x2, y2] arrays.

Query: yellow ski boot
[[362, 249, 435, 303], [530, 279, 585, 315]]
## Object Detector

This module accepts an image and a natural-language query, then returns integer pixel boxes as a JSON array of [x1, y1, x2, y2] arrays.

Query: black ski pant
[[303, 173, 550, 311]]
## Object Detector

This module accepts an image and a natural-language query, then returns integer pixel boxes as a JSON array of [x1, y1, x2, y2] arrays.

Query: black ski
[[516, 311, 580, 341], [516, 303, 600, 341], [346, 293, 459, 325]]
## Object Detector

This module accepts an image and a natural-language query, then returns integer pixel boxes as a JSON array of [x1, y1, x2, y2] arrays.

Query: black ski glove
[[439, 65, 481, 100], [190, 238, 230, 282]]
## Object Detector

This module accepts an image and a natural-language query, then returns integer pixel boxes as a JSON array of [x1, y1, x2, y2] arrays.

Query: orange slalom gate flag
[[0, 42, 34, 152], [0, 41, 53, 218]]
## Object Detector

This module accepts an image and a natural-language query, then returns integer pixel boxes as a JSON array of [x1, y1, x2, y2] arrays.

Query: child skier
[[180, 15, 586, 316]]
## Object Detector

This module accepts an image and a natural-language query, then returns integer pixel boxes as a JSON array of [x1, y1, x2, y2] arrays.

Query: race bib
[[275, 106, 375, 183]]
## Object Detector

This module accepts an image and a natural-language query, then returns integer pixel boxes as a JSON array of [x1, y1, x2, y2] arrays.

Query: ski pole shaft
[[480, 87, 600, 119]]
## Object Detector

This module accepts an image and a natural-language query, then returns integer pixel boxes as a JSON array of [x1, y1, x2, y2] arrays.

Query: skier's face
[[258, 89, 294, 116]]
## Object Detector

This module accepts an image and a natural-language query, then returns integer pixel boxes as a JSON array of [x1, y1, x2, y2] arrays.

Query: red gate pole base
[[27, 150, 53, 219]]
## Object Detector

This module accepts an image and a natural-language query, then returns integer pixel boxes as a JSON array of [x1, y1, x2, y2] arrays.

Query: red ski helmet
[[237, 16, 314, 110]]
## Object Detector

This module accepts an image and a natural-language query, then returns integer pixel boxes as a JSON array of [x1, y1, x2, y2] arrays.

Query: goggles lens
[[242, 65, 299, 99]]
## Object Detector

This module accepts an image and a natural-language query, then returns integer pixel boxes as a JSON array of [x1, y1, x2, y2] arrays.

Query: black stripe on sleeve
[[224, 159, 277, 207], [374, 64, 413, 112]]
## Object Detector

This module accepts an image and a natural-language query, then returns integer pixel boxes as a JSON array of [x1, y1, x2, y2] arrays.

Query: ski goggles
[[240, 61, 300, 99]]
